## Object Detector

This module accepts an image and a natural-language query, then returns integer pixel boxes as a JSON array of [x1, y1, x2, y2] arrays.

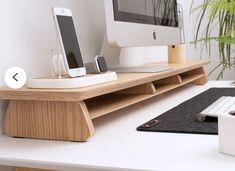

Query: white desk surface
[[1, 81, 235, 171]]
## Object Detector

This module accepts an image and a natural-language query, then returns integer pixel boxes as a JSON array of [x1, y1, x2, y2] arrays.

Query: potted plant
[[191, 0, 235, 79]]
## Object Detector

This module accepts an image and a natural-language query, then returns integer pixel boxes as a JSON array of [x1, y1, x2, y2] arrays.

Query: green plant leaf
[[190, 0, 235, 79]]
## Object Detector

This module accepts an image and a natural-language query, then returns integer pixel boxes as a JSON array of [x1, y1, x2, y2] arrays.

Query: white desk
[[0, 81, 235, 171]]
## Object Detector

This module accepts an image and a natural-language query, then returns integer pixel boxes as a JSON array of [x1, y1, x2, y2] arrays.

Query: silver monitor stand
[[109, 47, 173, 73]]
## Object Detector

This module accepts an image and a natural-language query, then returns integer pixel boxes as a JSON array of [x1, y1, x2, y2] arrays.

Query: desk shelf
[[87, 94, 150, 119], [0, 60, 209, 143], [87, 74, 205, 120], [87, 67, 207, 120]]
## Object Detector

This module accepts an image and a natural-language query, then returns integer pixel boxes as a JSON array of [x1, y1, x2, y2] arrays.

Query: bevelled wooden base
[[4, 100, 94, 141]]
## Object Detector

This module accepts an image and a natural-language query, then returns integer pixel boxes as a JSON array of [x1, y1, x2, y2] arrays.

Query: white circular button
[[4, 67, 27, 89]]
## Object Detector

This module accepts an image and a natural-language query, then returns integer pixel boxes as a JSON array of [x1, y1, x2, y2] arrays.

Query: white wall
[[0, 0, 105, 170]]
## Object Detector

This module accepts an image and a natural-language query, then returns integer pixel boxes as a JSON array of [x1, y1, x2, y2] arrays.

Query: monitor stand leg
[[100, 35, 167, 68], [119, 47, 147, 67], [110, 47, 172, 73]]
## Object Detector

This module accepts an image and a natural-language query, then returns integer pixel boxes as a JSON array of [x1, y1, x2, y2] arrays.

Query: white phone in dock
[[53, 7, 86, 77]]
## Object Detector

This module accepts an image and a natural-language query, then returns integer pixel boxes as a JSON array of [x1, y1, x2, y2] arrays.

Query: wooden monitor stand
[[0, 61, 209, 142]]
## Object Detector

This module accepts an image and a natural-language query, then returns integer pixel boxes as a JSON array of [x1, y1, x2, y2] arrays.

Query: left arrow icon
[[13, 73, 18, 82], [4, 67, 27, 89]]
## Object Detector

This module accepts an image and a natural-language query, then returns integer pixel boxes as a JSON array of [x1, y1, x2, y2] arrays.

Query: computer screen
[[113, 0, 178, 27], [104, 0, 181, 47], [103, 0, 181, 67]]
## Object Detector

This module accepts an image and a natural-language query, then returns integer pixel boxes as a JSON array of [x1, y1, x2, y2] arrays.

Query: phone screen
[[56, 15, 84, 69]]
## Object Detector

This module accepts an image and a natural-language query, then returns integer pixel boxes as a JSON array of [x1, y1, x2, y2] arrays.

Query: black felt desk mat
[[137, 88, 235, 135]]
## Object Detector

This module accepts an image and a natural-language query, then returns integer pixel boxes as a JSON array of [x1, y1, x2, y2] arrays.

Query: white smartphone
[[53, 7, 86, 77]]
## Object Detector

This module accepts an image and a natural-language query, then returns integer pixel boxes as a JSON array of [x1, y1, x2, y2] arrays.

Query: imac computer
[[103, 0, 182, 72]]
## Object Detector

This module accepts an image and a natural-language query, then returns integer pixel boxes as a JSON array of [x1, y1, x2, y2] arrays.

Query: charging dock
[[27, 71, 117, 89]]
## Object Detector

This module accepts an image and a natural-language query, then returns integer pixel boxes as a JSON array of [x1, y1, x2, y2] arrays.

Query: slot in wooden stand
[[0, 61, 209, 143]]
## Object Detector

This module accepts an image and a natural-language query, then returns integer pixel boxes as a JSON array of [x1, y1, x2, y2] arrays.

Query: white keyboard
[[196, 96, 235, 122]]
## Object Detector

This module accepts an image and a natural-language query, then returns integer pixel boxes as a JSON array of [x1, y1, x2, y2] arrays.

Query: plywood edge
[[78, 101, 95, 140]]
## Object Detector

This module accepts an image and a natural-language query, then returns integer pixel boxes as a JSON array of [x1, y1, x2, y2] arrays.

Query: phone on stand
[[53, 7, 86, 77]]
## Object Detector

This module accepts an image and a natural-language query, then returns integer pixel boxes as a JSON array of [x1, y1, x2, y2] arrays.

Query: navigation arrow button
[[4, 67, 27, 89]]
